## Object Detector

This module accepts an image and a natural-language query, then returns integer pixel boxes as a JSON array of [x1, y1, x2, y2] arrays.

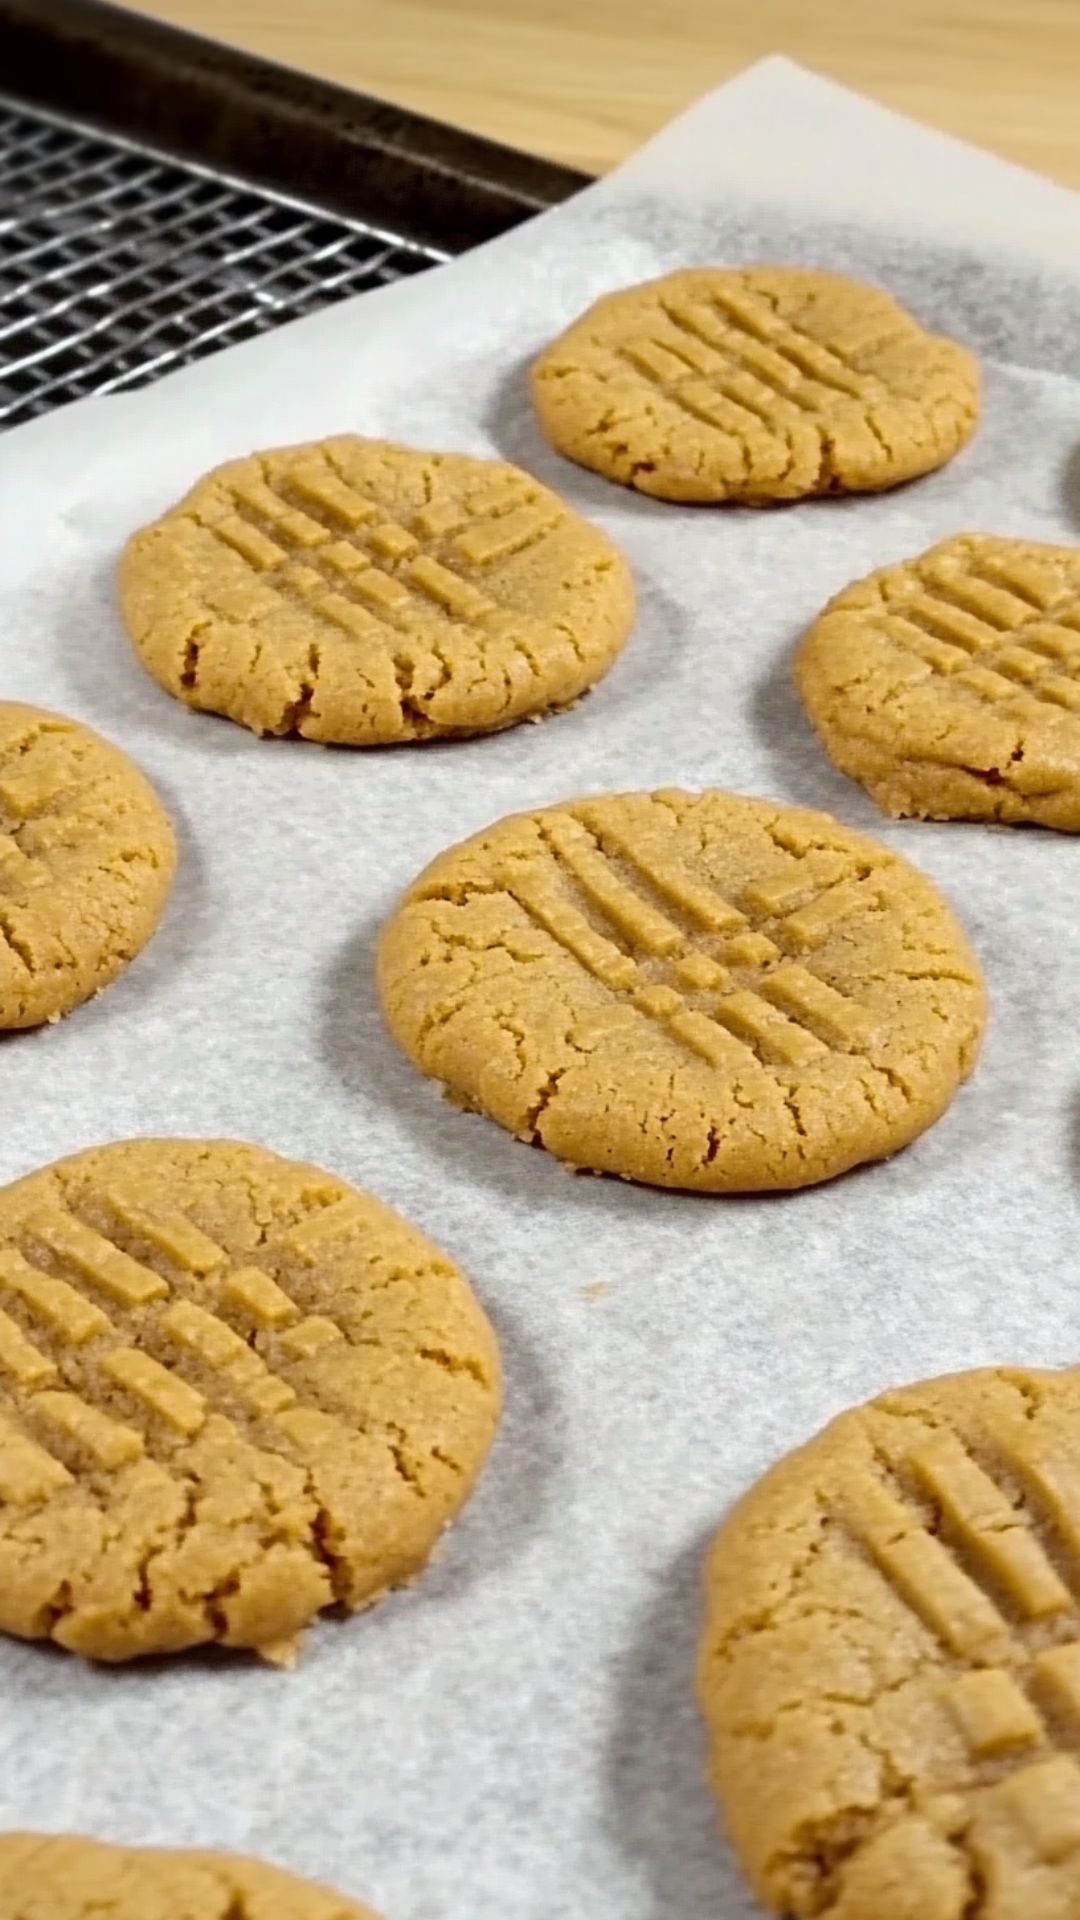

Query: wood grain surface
[[127, 0, 1080, 187]]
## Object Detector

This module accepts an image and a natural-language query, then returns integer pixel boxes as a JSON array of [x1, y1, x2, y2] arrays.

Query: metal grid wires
[[0, 97, 448, 428]]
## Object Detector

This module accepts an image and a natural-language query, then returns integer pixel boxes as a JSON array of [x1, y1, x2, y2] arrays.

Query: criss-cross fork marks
[[875, 552, 1080, 718], [206, 461, 562, 647], [840, 1427, 1080, 1865], [0, 1192, 368, 1503], [502, 810, 883, 1076], [615, 285, 901, 439]]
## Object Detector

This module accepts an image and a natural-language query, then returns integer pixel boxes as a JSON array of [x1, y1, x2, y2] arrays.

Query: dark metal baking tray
[[0, 0, 588, 428]]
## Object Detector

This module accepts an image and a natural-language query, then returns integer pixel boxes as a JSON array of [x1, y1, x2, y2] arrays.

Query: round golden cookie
[[700, 1364, 1080, 1920], [531, 266, 979, 504], [119, 435, 634, 743], [376, 788, 986, 1192], [0, 1833, 380, 1918], [796, 534, 1080, 830], [0, 702, 176, 1029], [0, 1138, 500, 1663]]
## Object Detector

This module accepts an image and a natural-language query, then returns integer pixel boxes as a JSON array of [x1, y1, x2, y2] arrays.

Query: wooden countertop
[[129, 0, 1080, 187]]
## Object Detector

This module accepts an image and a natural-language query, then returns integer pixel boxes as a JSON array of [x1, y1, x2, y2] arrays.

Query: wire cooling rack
[[0, 95, 448, 429]]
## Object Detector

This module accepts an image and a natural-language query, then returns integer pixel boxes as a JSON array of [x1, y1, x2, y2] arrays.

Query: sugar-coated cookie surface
[[377, 788, 986, 1192], [796, 534, 1080, 829], [531, 266, 979, 503], [0, 1832, 381, 1917], [120, 435, 634, 743], [0, 1139, 500, 1662], [0, 702, 175, 1029], [700, 1365, 1080, 1920]]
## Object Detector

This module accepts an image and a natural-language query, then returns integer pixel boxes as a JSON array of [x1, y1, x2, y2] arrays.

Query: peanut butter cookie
[[0, 1138, 500, 1662], [0, 702, 175, 1029], [0, 1832, 380, 1917], [700, 1364, 1080, 1920], [377, 788, 986, 1192], [796, 534, 1080, 828], [120, 436, 634, 742], [532, 267, 979, 503]]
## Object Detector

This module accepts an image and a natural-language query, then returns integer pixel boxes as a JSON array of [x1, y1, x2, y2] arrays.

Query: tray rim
[[0, 0, 591, 250]]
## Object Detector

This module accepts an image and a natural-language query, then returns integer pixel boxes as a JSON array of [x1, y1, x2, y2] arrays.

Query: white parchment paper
[[1, 60, 1080, 1920]]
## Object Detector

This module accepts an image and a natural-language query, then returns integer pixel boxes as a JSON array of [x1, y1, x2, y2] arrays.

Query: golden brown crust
[[0, 702, 175, 1029], [377, 787, 986, 1192], [119, 435, 634, 743], [0, 1832, 380, 1916], [796, 534, 1080, 829], [0, 1138, 500, 1663], [531, 266, 979, 503], [700, 1364, 1080, 1920]]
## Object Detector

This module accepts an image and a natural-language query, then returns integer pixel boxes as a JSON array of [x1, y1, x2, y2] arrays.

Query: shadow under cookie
[[320, 909, 703, 1228], [1062, 442, 1080, 537], [750, 637, 884, 825], [604, 1532, 760, 1920], [483, 355, 676, 527]]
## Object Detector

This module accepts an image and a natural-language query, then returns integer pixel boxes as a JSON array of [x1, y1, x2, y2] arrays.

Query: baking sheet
[[2, 58, 1080, 1920]]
